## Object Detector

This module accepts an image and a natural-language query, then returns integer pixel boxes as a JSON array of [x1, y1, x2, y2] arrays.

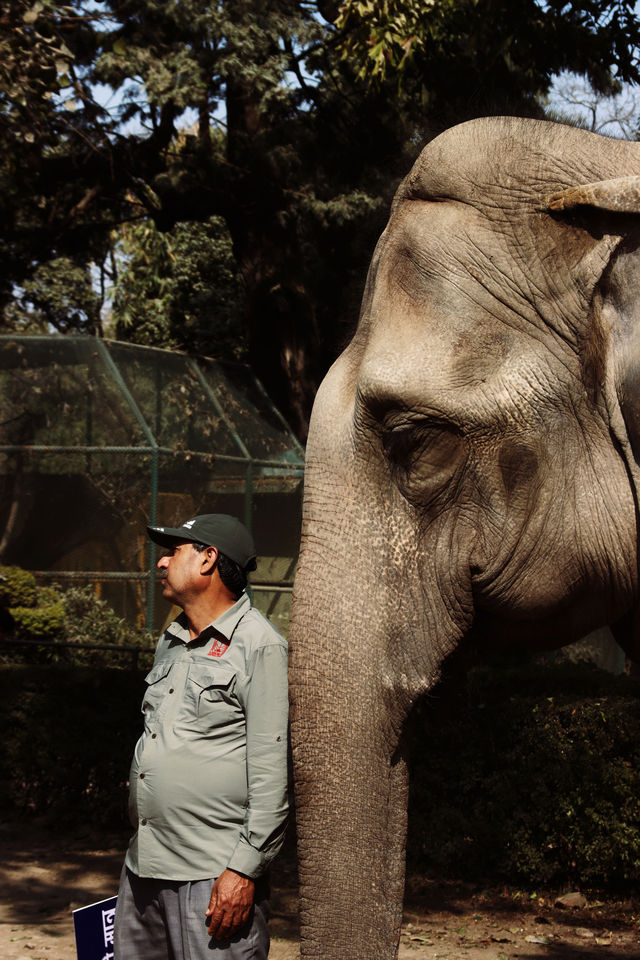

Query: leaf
[[51, 42, 74, 60], [22, 3, 44, 25], [367, 40, 385, 62]]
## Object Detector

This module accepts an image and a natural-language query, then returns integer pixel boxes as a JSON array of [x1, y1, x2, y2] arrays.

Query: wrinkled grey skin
[[289, 117, 640, 960]]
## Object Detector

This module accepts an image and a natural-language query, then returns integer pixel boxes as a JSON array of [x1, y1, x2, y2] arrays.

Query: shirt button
[[168, 688, 174, 694], [140, 773, 145, 779], [141, 819, 147, 825], [151, 733, 157, 739]]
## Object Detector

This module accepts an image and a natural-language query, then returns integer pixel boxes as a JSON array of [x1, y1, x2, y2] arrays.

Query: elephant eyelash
[[382, 424, 424, 467], [381, 421, 467, 504], [383, 423, 452, 466], [382, 416, 459, 454]]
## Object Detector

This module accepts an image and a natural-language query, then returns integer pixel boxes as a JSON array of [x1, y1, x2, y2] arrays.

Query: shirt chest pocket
[[142, 660, 174, 717], [188, 662, 240, 722]]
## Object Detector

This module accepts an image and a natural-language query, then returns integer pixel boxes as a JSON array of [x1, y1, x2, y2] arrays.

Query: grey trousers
[[113, 867, 270, 960]]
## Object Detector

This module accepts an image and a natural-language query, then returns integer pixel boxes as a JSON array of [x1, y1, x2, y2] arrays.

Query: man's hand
[[205, 869, 255, 941]]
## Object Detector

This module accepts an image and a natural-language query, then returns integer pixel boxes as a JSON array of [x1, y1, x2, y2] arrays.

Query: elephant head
[[289, 116, 640, 960]]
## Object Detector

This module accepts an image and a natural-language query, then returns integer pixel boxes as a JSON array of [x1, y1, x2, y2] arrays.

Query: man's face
[[157, 540, 211, 607]]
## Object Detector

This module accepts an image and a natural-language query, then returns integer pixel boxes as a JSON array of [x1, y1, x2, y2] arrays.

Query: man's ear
[[201, 546, 218, 574]]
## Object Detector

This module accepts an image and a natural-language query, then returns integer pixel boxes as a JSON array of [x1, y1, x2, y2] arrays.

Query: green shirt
[[124, 592, 289, 881]]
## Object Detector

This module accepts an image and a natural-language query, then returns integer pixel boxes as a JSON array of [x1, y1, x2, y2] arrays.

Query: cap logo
[[183, 519, 196, 529]]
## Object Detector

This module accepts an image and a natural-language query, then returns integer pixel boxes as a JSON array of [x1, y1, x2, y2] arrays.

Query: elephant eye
[[382, 419, 466, 505]]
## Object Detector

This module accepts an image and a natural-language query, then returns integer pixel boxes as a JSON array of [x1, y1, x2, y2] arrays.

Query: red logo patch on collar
[[207, 637, 229, 658]]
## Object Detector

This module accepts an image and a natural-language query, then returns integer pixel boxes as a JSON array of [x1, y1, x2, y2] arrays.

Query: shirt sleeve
[[227, 642, 289, 878]]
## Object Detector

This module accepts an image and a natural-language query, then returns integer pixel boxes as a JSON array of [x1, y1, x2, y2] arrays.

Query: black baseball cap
[[147, 514, 257, 571]]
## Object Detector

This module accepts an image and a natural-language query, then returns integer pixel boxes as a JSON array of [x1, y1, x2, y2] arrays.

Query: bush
[[407, 661, 640, 892], [0, 565, 65, 651], [0, 565, 38, 608], [0, 663, 143, 827], [57, 585, 154, 668], [11, 599, 65, 640], [0, 564, 154, 668]]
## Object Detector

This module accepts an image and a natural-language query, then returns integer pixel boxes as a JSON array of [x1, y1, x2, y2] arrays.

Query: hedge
[[0, 563, 154, 667], [2, 657, 640, 891], [408, 660, 640, 891], [0, 663, 143, 827]]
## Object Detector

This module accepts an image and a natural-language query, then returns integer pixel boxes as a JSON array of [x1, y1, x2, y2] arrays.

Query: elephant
[[288, 115, 640, 960]]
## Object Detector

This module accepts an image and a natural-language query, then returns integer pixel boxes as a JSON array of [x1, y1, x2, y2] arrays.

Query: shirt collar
[[209, 591, 251, 641], [165, 592, 251, 646]]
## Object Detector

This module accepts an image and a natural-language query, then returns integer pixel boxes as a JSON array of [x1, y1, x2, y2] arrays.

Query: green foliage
[[110, 221, 176, 345], [336, 0, 640, 107], [408, 662, 640, 890], [59, 585, 154, 668], [0, 564, 38, 607], [5, 257, 102, 334], [111, 215, 245, 359], [0, 565, 153, 667], [0, 663, 143, 826], [335, 0, 454, 83], [11, 598, 65, 640], [0, 565, 65, 644], [0, 2, 123, 317], [2, 0, 640, 433]]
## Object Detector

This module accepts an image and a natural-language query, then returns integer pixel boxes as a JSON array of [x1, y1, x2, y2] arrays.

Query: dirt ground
[[2, 820, 640, 960]]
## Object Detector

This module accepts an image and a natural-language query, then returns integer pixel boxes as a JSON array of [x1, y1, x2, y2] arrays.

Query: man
[[114, 514, 289, 960]]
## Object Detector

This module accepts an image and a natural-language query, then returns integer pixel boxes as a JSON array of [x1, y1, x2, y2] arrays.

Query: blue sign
[[73, 895, 118, 960]]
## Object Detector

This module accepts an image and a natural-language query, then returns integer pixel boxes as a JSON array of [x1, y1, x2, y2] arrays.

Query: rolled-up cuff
[[226, 836, 266, 879]]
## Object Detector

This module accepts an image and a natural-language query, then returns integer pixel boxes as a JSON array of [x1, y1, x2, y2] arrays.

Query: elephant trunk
[[290, 629, 410, 959], [290, 514, 420, 960], [289, 359, 458, 958]]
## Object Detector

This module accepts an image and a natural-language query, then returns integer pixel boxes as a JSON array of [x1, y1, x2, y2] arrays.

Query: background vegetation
[[3, 1, 640, 437], [2, 565, 640, 889], [0, 564, 153, 666], [1, 653, 640, 892], [408, 661, 640, 890], [0, 663, 143, 827]]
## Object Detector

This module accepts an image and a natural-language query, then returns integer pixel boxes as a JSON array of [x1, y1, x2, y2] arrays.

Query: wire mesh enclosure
[[0, 335, 304, 633]]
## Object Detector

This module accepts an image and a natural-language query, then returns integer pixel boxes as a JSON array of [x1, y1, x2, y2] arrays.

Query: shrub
[[0, 663, 143, 827], [0, 565, 38, 608], [11, 599, 65, 641], [0, 563, 154, 668], [57, 585, 154, 668], [0, 565, 65, 651], [407, 661, 640, 892]]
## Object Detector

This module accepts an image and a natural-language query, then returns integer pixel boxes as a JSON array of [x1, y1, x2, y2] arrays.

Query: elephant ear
[[546, 177, 640, 467], [547, 176, 640, 214]]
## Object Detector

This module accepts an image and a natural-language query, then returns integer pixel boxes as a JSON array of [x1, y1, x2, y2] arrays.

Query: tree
[[0, 2, 124, 314], [547, 70, 640, 138], [111, 215, 245, 359], [5, 257, 103, 333], [334, 0, 640, 126], [2, 1, 640, 437]]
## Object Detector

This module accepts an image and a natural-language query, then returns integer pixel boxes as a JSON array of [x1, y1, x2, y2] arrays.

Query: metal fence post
[[95, 340, 160, 632]]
